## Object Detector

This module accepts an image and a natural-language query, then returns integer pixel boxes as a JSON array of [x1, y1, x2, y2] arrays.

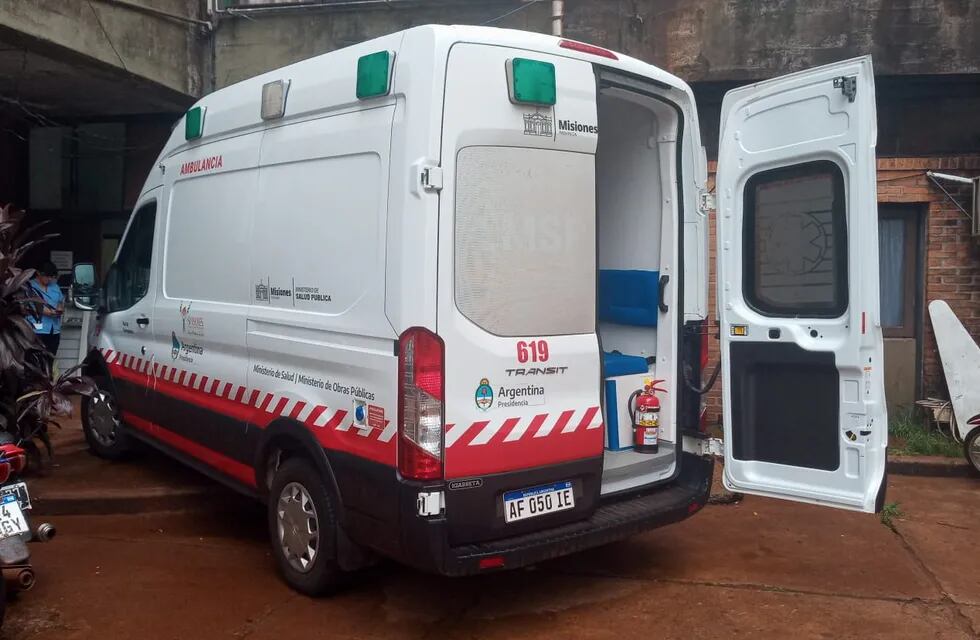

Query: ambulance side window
[[106, 202, 156, 312], [742, 161, 848, 318]]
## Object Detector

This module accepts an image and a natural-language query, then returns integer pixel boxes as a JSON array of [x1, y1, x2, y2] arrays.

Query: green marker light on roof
[[507, 58, 556, 106], [185, 106, 204, 140], [357, 51, 393, 99]]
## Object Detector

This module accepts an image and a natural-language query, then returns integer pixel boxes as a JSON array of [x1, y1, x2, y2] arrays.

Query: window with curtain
[[878, 206, 920, 338]]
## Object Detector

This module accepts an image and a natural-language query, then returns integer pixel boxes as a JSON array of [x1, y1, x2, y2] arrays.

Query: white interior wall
[[597, 92, 663, 272], [597, 88, 681, 475], [596, 89, 677, 364]]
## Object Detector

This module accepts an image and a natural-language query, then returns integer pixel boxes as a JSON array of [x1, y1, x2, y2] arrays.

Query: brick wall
[[701, 155, 980, 425], [877, 156, 980, 397]]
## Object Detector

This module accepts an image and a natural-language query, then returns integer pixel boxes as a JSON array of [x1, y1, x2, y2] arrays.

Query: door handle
[[136, 317, 150, 327], [658, 274, 669, 314]]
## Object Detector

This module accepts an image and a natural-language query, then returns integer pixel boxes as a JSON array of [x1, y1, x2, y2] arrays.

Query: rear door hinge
[[699, 190, 715, 214], [701, 437, 724, 457], [833, 75, 857, 103], [683, 434, 724, 457], [421, 165, 443, 192]]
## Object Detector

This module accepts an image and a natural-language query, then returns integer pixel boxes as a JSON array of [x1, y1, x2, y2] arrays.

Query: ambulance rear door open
[[716, 56, 888, 513]]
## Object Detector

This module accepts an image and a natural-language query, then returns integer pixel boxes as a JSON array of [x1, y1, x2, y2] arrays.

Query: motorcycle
[[0, 441, 56, 628]]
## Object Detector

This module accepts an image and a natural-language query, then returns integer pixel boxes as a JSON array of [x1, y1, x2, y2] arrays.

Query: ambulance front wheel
[[81, 378, 134, 460], [268, 457, 343, 596], [963, 427, 980, 476]]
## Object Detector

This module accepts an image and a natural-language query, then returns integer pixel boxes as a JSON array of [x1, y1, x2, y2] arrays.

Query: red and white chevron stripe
[[100, 347, 604, 477], [99, 347, 394, 442], [444, 406, 603, 448]]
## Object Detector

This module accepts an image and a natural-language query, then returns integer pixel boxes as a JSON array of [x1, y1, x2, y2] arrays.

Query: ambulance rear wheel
[[963, 427, 980, 476], [268, 457, 342, 595], [82, 378, 133, 460]]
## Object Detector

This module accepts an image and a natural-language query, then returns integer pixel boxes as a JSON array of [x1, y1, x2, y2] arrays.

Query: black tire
[[267, 457, 342, 596], [81, 376, 133, 460], [964, 427, 980, 476]]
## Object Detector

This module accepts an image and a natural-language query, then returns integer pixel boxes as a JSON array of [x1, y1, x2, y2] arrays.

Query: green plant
[[888, 408, 961, 458], [0, 205, 52, 373], [18, 361, 96, 460], [0, 203, 92, 465], [880, 501, 904, 529]]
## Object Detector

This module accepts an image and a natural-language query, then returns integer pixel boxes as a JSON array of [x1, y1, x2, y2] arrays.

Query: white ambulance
[[71, 25, 887, 595]]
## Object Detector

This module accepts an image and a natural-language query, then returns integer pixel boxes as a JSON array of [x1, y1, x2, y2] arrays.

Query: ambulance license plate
[[503, 481, 574, 523], [0, 494, 28, 540]]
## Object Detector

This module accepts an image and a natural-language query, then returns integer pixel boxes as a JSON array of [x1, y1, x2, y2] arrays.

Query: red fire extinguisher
[[628, 379, 665, 454]]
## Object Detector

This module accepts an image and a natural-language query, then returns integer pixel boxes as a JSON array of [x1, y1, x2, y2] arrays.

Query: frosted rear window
[[454, 146, 596, 336]]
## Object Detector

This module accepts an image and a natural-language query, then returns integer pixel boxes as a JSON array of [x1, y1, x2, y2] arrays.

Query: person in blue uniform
[[30, 261, 65, 357]]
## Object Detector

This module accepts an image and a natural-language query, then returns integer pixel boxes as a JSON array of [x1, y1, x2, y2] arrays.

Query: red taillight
[[0, 444, 26, 476], [398, 327, 445, 481], [478, 556, 506, 570], [559, 39, 619, 60]]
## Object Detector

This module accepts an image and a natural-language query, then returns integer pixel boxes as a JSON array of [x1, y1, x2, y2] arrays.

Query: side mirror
[[70, 262, 99, 311]]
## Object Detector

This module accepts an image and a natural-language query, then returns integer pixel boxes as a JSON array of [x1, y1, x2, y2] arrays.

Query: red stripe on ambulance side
[[570, 406, 599, 433], [459, 420, 491, 447], [495, 417, 522, 443], [122, 410, 256, 487], [443, 407, 605, 479], [104, 350, 395, 467], [258, 393, 274, 412], [321, 410, 348, 430], [271, 397, 288, 415], [305, 405, 327, 426]]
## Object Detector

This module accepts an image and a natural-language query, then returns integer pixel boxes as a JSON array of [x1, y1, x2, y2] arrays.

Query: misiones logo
[[523, 112, 554, 137], [557, 119, 598, 135]]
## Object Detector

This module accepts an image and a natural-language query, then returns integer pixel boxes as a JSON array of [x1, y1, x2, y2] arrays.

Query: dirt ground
[[3, 429, 979, 639]]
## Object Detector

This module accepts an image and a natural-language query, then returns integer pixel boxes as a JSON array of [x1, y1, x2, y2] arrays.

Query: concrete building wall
[[0, 0, 208, 105], [212, 1, 552, 88], [563, 0, 980, 81], [212, 0, 980, 88]]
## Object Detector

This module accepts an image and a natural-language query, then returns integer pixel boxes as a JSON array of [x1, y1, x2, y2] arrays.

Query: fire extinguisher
[[628, 379, 665, 454]]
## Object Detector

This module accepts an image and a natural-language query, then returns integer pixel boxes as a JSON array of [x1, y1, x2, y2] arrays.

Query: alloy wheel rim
[[277, 481, 319, 573], [88, 391, 119, 447]]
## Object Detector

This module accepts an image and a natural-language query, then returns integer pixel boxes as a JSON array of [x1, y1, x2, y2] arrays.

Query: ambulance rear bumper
[[396, 452, 713, 576]]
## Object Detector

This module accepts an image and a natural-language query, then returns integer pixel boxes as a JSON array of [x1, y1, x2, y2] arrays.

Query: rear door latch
[[833, 76, 857, 103], [420, 165, 443, 192], [698, 191, 715, 214]]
